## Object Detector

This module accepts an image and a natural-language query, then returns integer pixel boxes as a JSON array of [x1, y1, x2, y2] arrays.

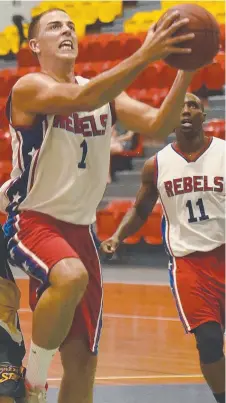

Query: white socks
[[26, 341, 58, 388]]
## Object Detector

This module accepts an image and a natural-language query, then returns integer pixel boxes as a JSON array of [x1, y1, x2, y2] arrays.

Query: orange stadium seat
[[143, 203, 163, 245]]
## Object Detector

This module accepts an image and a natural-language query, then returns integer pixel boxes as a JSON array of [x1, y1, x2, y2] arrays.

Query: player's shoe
[[25, 381, 48, 403]]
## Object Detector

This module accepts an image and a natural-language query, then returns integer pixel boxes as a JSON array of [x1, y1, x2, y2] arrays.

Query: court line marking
[[18, 308, 179, 321], [15, 276, 169, 286], [48, 374, 203, 381], [103, 313, 180, 321]]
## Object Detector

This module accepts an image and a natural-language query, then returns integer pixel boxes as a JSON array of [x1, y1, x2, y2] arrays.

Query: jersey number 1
[[186, 198, 209, 223], [78, 140, 88, 169]]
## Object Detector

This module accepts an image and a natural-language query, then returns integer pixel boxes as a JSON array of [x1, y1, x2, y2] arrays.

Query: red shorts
[[169, 245, 225, 332], [5, 211, 102, 354]]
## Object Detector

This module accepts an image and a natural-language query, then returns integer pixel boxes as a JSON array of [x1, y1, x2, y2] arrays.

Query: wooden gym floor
[[15, 265, 215, 402]]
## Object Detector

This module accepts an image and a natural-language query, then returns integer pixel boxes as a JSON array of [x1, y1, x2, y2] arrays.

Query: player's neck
[[40, 59, 75, 83], [176, 132, 207, 155]]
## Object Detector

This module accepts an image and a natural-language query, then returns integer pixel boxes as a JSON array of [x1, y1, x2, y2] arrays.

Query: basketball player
[[101, 93, 225, 403], [0, 7, 196, 403], [0, 225, 26, 403]]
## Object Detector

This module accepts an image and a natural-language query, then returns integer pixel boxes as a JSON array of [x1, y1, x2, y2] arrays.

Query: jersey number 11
[[186, 198, 209, 223]]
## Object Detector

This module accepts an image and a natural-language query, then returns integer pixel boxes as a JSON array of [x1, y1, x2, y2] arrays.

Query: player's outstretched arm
[[12, 11, 194, 117], [100, 158, 158, 256], [114, 70, 194, 138]]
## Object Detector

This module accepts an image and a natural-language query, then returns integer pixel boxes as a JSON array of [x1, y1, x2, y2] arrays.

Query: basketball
[[156, 3, 220, 70]]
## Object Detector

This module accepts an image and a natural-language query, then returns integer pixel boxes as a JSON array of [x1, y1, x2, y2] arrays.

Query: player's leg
[[31, 257, 88, 348], [170, 246, 225, 403], [194, 321, 225, 403], [4, 212, 88, 396], [58, 339, 97, 403], [194, 245, 225, 403], [57, 224, 102, 403]]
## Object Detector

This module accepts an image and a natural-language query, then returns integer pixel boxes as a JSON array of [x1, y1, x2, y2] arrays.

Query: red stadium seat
[[106, 200, 141, 244], [106, 199, 134, 213], [188, 68, 205, 92], [0, 213, 6, 225], [17, 47, 39, 67], [0, 160, 12, 186], [0, 105, 9, 130], [143, 202, 163, 245], [203, 60, 225, 91], [156, 62, 177, 89], [96, 209, 121, 241], [215, 51, 225, 69], [0, 76, 11, 99], [148, 87, 169, 108], [77, 62, 100, 78], [0, 130, 11, 160], [204, 120, 225, 140], [118, 33, 142, 58], [102, 36, 123, 61]]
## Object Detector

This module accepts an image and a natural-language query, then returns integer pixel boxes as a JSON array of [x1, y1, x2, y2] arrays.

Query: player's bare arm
[[100, 158, 159, 255], [114, 70, 194, 138], [12, 11, 194, 124]]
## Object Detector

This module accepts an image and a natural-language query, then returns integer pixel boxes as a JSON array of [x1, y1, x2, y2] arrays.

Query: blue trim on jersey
[[168, 260, 188, 333], [161, 215, 170, 256], [162, 217, 188, 332], [93, 314, 103, 355], [6, 118, 45, 215], [90, 225, 101, 250]]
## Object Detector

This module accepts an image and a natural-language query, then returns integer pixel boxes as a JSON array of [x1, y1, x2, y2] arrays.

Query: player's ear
[[29, 39, 40, 55], [202, 112, 206, 122]]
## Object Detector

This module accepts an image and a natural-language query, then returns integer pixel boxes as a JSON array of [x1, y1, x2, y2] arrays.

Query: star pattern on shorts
[[12, 192, 21, 203], [10, 249, 15, 260], [28, 147, 37, 158], [22, 261, 30, 273]]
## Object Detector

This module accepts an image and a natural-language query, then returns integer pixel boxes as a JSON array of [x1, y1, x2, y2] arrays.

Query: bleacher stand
[[0, 0, 225, 251]]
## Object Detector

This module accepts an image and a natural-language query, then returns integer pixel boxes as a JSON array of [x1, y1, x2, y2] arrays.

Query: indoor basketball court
[[14, 263, 214, 403]]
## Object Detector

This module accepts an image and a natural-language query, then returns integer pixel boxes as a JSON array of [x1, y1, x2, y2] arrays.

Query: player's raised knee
[[50, 258, 89, 293]]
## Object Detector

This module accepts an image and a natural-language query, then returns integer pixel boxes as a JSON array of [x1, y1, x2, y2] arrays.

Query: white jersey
[[1, 76, 114, 225], [156, 137, 225, 257]]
